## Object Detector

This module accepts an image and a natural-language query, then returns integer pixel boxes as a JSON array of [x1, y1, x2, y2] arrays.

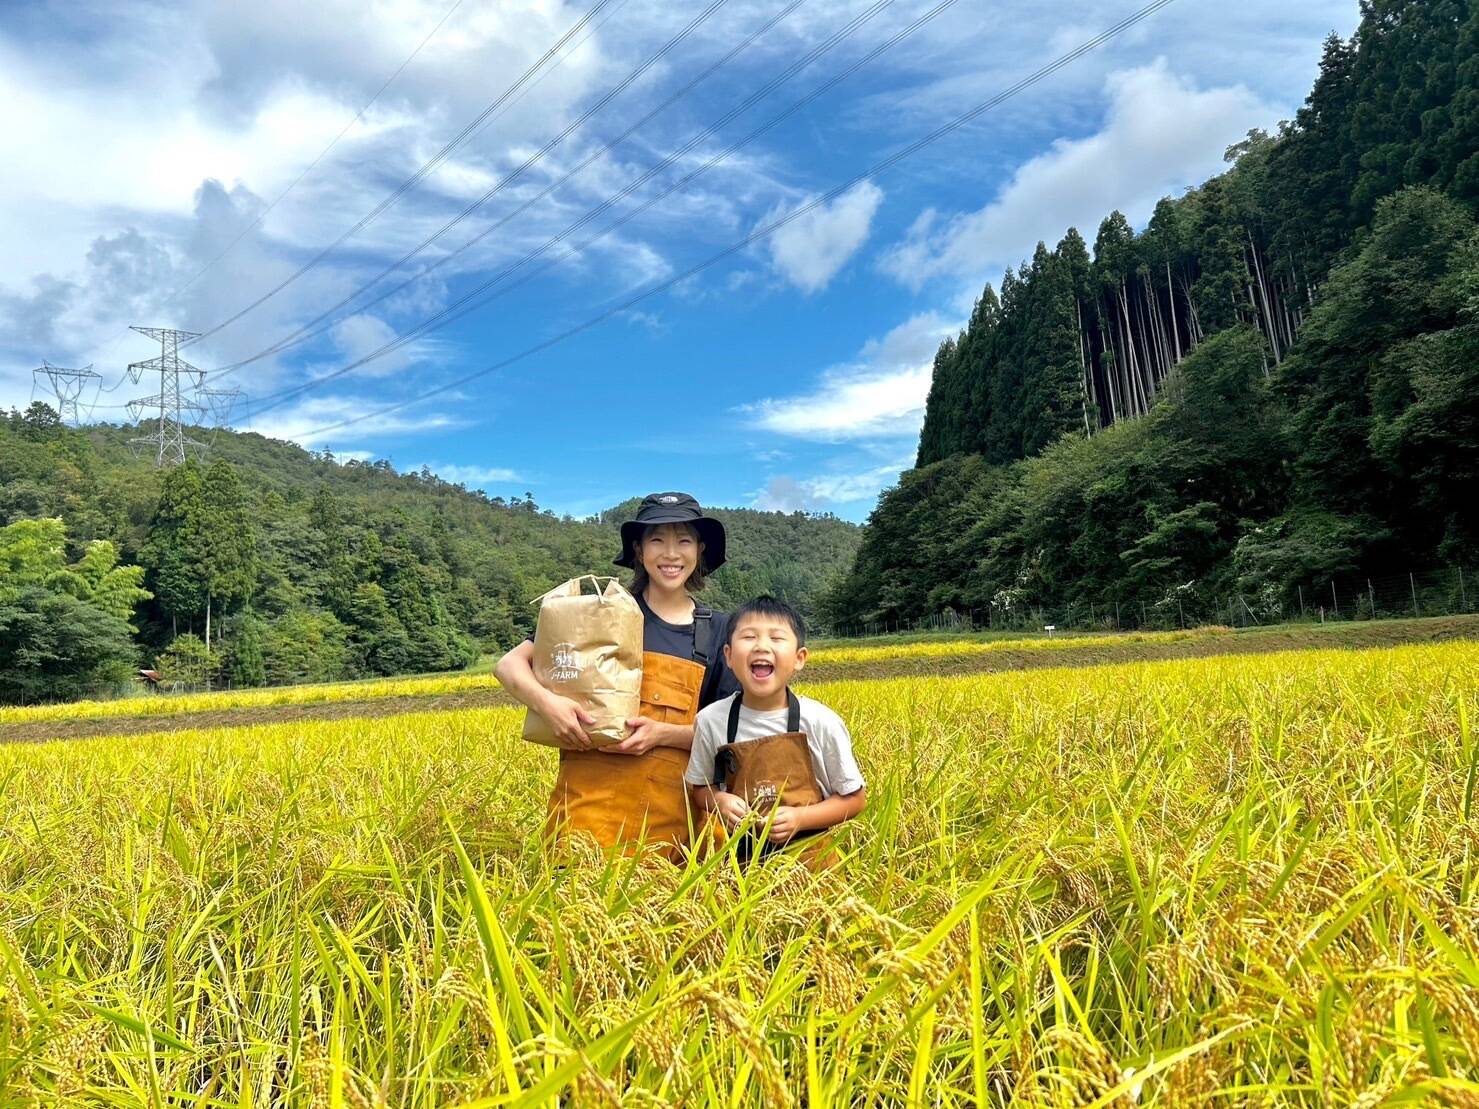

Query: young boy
[[686, 596, 865, 856]]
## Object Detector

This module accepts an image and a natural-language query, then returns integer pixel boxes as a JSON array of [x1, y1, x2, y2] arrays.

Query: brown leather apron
[[546, 650, 705, 860], [713, 690, 838, 869]]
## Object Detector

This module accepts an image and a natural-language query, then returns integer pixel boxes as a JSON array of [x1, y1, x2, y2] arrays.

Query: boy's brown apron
[[546, 649, 705, 860], [714, 690, 837, 868]]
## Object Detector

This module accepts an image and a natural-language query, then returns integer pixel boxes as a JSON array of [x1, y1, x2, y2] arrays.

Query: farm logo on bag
[[548, 642, 582, 682]]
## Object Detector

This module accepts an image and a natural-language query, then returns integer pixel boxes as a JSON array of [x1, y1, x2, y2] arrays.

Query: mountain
[[828, 0, 1479, 630], [0, 412, 858, 697]]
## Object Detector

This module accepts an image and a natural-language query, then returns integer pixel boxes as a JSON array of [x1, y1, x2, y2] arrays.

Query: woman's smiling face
[[639, 523, 702, 591]]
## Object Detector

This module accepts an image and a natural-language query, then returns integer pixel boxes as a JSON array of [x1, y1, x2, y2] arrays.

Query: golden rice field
[[2, 642, 1479, 1105], [811, 626, 1224, 665], [0, 627, 1219, 728], [0, 670, 503, 727]]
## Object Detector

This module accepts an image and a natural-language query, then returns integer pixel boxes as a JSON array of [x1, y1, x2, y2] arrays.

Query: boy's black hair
[[727, 595, 806, 648]]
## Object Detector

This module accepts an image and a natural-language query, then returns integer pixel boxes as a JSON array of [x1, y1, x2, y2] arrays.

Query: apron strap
[[725, 688, 801, 744], [726, 691, 742, 744]]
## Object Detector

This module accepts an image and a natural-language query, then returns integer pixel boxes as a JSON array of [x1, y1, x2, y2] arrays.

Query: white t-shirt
[[685, 692, 865, 799]]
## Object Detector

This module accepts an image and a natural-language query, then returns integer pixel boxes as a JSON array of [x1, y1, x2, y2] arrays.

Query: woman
[[495, 492, 739, 857]]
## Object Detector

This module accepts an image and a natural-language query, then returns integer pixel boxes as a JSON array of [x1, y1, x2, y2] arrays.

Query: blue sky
[[0, 0, 1360, 520]]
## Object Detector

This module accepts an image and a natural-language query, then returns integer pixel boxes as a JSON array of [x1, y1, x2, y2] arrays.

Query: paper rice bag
[[521, 575, 643, 747]]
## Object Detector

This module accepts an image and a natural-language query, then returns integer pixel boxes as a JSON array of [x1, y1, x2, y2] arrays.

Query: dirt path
[[9, 615, 1479, 745]]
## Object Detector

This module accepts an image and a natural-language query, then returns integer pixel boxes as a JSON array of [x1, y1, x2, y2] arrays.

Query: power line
[[186, 0, 622, 346], [245, 0, 913, 414], [211, 0, 756, 378], [294, 0, 1181, 442], [77, 0, 466, 366]]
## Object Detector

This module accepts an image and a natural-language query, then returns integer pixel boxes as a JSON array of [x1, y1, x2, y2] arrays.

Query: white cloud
[[742, 307, 959, 512], [327, 312, 432, 378], [749, 365, 932, 439], [0, 0, 1361, 455], [419, 462, 522, 487], [754, 458, 912, 512], [0, 178, 363, 408], [763, 180, 883, 294], [743, 310, 954, 441], [0, 0, 775, 412], [879, 60, 1277, 290], [246, 393, 463, 448]]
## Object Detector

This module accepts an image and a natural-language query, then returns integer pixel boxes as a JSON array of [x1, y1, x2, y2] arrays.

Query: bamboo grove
[[918, 4, 1477, 464], [832, 0, 1479, 630]]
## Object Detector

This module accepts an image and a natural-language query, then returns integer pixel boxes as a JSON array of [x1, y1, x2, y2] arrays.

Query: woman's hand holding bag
[[540, 694, 600, 749]]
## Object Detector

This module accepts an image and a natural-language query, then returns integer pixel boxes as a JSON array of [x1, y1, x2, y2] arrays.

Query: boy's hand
[[714, 792, 750, 829], [539, 693, 598, 749], [767, 805, 805, 843], [606, 717, 667, 755]]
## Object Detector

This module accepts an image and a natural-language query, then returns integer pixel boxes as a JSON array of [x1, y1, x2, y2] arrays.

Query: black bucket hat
[[614, 492, 727, 571]]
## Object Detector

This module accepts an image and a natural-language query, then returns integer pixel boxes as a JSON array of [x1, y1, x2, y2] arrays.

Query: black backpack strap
[[691, 603, 713, 665], [726, 691, 743, 744], [695, 604, 728, 708]]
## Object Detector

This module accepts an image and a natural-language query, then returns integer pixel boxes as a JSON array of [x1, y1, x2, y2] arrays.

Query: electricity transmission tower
[[195, 383, 246, 426], [32, 360, 101, 425], [126, 326, 206, 467]]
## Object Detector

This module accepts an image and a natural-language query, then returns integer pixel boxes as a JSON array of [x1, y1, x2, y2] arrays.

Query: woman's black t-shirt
[[636, 593, 740, 708]]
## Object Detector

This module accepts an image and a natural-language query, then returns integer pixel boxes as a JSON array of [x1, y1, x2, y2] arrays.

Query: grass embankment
[[1, 642, 1477, 1103]]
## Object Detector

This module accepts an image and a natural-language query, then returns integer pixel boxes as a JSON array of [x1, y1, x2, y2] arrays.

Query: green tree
[[1018, 239, 1087, 454], [155, 633, 216, 690], [198, 460, 258, 648], [1367, 228, 1479, 558], [260, 610, 353, 684], [347, 582, 412, 676], [0, 587, 137, 703], [0, 516, 69, 594], [229, 614, 268, 688], [1278, 187, 1476, 566], [142, 463, 208, 634], [915, 335, 961, 466], [17, 401, 62, 440], [55, 540, 152, 624], [0, 517, 150, 624]]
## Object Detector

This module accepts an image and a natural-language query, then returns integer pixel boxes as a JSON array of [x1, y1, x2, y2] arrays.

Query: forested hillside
[[0, 415, 857, 701], [829, 0, 1479, 629]]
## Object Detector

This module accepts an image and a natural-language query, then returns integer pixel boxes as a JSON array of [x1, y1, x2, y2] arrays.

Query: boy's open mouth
[[749, 659, 775, 680]]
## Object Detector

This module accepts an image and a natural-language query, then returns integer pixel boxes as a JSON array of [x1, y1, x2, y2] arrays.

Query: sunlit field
[[0, 622, 1346, 729], [0, 669, 505, 727], [3, 643, 1478, 1104], [2, 625, 1190, 727]]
